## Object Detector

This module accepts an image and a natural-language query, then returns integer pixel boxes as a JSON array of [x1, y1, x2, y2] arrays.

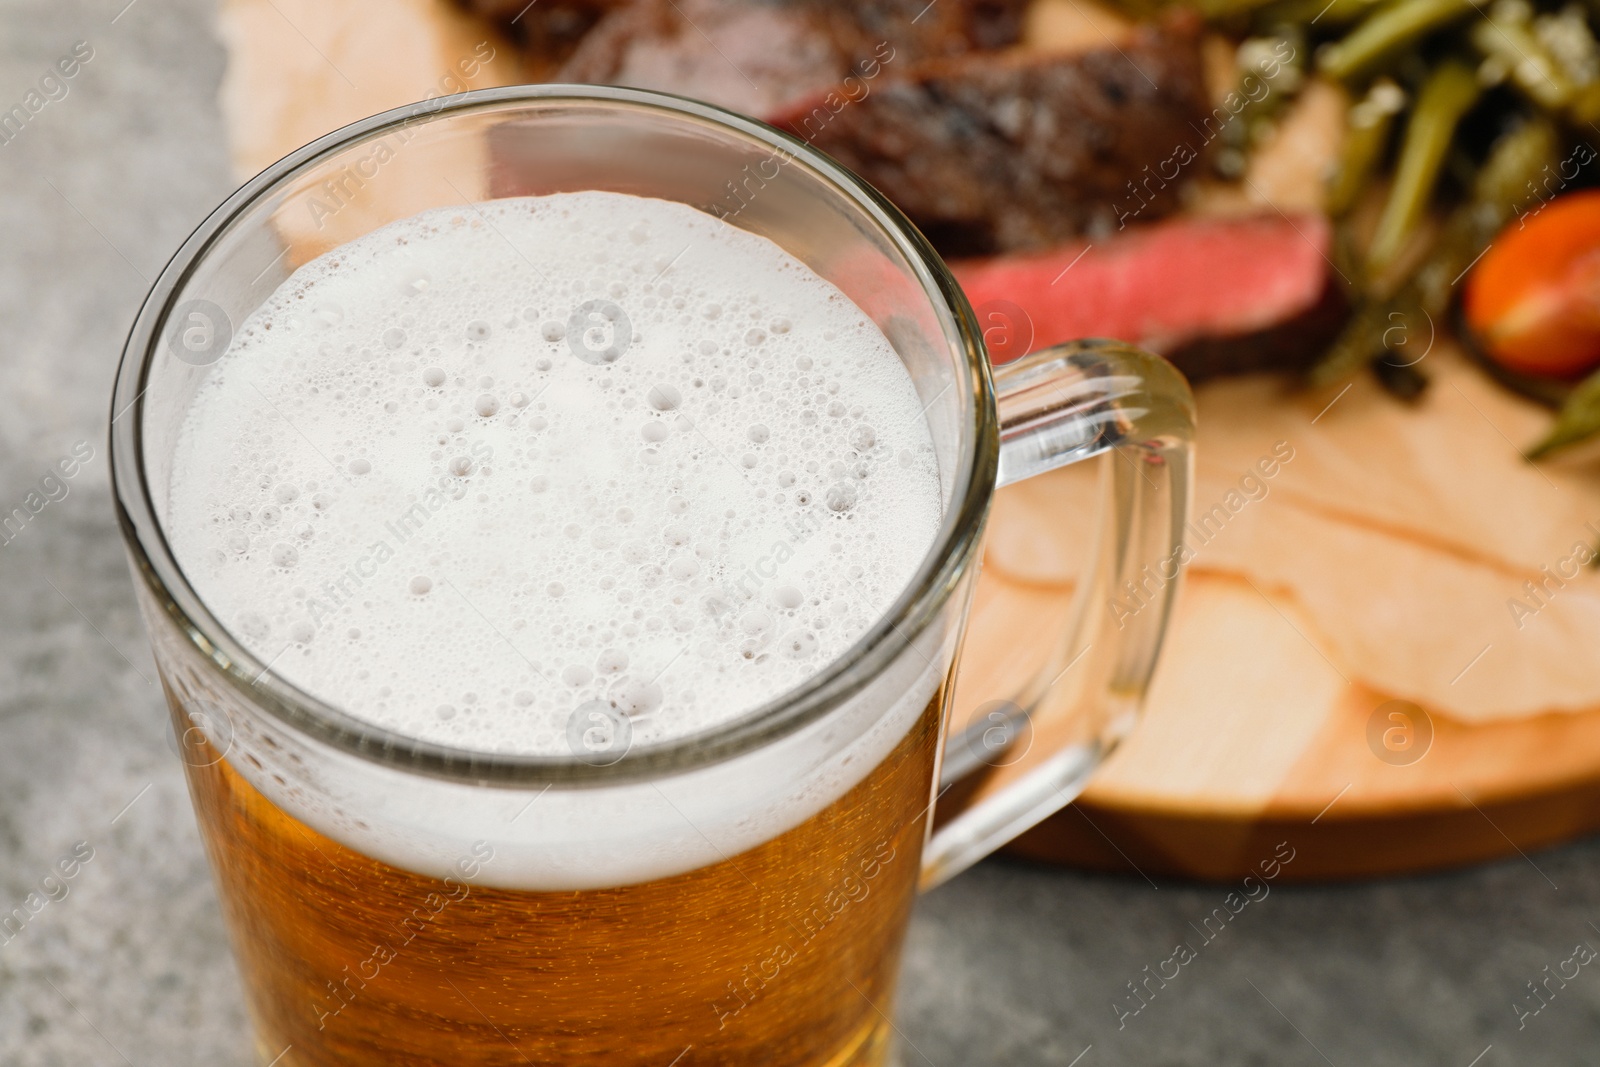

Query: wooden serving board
[[215, 0, 1600, 884], [947, 488, 1600, 885]]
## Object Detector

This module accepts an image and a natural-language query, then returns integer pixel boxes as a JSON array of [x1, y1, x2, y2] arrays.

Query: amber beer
[[178, 691, 941, 1067]]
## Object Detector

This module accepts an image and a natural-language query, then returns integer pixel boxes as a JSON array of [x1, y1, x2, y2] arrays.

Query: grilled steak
[[464, 0, 1210, 257], [953, 212, 1349, 379], [780, 12, 1212, 255]]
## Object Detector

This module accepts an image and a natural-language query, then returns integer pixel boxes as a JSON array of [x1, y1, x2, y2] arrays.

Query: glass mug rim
[[109, 84, 999, 788]]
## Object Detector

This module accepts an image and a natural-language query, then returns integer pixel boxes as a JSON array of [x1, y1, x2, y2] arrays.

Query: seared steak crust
[[791, 13, 1212, 255]]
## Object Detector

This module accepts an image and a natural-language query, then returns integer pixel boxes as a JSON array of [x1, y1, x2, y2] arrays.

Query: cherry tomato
[[1463, 189, 1600, 379]]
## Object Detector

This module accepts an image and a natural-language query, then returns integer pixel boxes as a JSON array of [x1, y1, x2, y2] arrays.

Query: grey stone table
[[1, 1, 1596, 1063]]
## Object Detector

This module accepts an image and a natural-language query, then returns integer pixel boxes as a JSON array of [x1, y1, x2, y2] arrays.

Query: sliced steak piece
[[952, 212, 1349, 380], [777, 12, 1211, 256]]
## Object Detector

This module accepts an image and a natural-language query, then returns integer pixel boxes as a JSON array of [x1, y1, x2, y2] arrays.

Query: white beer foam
[[168, 191, 942, 767]]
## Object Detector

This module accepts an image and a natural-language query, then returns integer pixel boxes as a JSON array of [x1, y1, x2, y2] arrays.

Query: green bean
[[1471, 12, 1577, 110], [1308, 300, 1395, 387], [1474, 116, 1562, 210], [1372, 353, 1432, 400], [1529, 367, 1600, 458], [1318, 0, 1475, 82], [1414, 116, 1561, 314], [1327, 79, 1406, 216], [1367, 61, 1482, 272], [1568, 82, 1600, 123]]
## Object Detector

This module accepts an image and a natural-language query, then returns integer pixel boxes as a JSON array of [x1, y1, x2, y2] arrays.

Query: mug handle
[[921, 339, 1196, 889]]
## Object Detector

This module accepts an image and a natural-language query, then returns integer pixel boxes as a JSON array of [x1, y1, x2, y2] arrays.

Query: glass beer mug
[[110, 86, 1193, 1067]]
